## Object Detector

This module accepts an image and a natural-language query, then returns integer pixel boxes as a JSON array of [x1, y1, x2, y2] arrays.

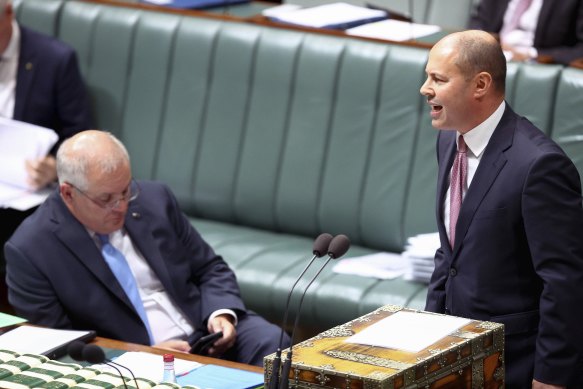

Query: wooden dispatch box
[[264, 305, 504, 389]]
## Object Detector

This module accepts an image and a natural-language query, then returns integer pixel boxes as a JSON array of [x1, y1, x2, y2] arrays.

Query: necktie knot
[[97, 233, 109, 244], [458, 135, 467, 154]]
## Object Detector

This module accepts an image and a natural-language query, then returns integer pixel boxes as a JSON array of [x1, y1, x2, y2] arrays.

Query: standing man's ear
[[473, 71, 493, 99]]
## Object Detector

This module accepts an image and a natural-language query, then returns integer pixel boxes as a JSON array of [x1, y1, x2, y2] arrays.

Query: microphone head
[[82, 344, 107, 364], [327, 234, 350, 259], [67, 340, 86, 361], [312, 233, 333, 257]]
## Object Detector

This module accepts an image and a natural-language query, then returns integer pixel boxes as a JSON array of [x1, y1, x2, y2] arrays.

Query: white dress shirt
[[92, 228, 236, 345], [0, 20, 19, 119], [443, 101, 505, 242], [501, 0, 543, 59]]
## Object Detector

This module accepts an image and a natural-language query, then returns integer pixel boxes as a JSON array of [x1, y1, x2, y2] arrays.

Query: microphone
[[68, 341, 139, 389], [267, 232, 333, 389], [278, 234, 351, 389]]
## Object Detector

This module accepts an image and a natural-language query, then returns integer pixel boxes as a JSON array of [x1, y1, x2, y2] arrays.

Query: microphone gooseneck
[[267, 233, 333, 389], [278, 234, 351, 389], [70, 343, 140, 389]]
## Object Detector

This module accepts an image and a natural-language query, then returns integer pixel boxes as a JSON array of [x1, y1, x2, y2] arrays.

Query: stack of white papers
[[332, 252, 408, 280], [345, 310, 470, 352], [347, 19, 441, 41], [266, 2, 387, 30], [402, 232, 440, 283], [0, 117, 58, 210]]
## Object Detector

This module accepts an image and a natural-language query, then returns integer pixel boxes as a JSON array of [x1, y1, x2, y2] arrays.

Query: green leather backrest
[[54, 0, 435, 252], [551, 67, 583, 177], [12, 0, 64, 36], [425, 0, 475, 29], [17, 0, 582, 255], [505, 62, 562, 135]]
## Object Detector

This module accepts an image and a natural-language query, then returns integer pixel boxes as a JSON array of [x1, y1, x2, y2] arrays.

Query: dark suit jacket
[[426, 105, 583, 387], [14, 25, 92, 152], [469, 0, 583, 65], [4, 181, 246, 345]]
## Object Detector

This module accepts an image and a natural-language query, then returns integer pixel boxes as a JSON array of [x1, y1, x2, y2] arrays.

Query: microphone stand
[[268, 233, 333, 389], [278, 234, 350, 389], [278, 256, 333, 389]]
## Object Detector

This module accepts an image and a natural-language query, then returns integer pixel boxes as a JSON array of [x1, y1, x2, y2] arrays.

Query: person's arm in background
[[25, 48, 92, 189]]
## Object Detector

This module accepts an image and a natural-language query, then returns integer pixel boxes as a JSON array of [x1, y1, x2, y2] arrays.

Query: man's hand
[[25, 155, 57, 189], [533, 379, 566, 389], [206, 314, 237, 358], [152, 339, 191, 353]]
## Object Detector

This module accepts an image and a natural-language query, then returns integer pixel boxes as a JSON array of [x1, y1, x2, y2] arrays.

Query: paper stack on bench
[[402, 232, 440, 284]]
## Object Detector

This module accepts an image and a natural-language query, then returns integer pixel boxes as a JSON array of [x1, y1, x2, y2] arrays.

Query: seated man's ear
[[60, 183, 75, 204]]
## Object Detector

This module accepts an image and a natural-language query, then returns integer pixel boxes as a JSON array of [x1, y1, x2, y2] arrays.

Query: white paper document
[[347, 19, 441, 41], [269, 2, 387, 29], [0, 117, 58, 209], [0, 326, 94, 356], [345, 311, 471, 352], [105, 351, 202, 382], [332, 252, 408, 279]]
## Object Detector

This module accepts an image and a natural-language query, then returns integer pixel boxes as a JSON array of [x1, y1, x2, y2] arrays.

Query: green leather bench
[[14, 0, 583, 338]]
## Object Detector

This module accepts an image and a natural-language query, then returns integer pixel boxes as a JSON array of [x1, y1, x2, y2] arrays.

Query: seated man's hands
[[153, 339, 192, 353], [25, 155, 57, 190], [206, 314, 237, 358]]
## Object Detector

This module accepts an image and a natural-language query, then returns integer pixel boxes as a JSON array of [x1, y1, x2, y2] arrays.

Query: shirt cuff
[[208, 309, 238, 327]]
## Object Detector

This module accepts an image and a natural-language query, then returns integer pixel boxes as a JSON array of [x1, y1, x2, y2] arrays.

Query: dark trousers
[[0, 207, 36, 314]]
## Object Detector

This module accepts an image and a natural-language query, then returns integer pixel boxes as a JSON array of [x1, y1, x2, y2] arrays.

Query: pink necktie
[[501, 0, 534, 38], [449, 135, 467, 248]]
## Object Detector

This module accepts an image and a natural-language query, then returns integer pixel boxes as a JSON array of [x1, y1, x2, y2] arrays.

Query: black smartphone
[[189, 331, 223, 355]]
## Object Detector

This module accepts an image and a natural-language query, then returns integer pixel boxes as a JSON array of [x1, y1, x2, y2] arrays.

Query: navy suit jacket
[[4, 181, 246, 345], [14, 26, 92, 152], [469, 0, 583, 65], [426, 105, 583, 387]]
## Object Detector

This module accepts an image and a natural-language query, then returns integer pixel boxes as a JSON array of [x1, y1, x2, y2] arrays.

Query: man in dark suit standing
[[0, 0, 92, 311], [420, 30, 583, 388], [4, 130, 287, 366], [469, 0, 583, 65]]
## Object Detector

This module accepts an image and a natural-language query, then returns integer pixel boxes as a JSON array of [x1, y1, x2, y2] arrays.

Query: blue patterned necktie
[[97, 233, 153, 344]]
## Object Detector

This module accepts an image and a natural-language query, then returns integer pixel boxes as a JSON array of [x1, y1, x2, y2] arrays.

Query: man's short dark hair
[[454, 33, 507, 95]]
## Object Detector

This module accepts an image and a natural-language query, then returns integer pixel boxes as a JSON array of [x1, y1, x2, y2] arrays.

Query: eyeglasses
[[69, 179, 140, 211]]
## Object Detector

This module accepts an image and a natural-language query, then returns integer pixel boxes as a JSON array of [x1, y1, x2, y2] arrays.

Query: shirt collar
[[1, 20, 20, 61], [458, 101, 505, 157]]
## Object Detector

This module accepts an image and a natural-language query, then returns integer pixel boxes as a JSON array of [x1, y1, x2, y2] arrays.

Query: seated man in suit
[[0, 0, 92, 310], [469, 0, 583, 64], [4, 130, 288, 366]]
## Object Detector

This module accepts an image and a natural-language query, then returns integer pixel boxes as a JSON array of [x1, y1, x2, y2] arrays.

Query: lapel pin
[[131, 212, 141, 219], [26, 62, 33, 71]]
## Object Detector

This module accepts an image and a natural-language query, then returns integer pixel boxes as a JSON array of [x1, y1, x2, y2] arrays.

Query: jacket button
[[450, 268, 457, 277]]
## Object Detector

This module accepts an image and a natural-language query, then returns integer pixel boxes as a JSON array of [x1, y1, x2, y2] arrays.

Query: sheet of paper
[[347, 19, 441, 41], [0, 326, 94, 355], [332, 252, 408, 279], [105, 351, 202, 382], [345, 310, 471, 352], [0, 118, 58, 209], [269, 2, 386, 29], [0, 184, 53, 210]]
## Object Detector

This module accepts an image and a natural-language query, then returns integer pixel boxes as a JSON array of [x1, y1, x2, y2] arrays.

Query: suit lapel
[[50, 193, 135, 312], [124, 201, 178, 298], [452, 107, 515, 253], [436, 131, 457, 255], [13, 27, 35, 121]]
